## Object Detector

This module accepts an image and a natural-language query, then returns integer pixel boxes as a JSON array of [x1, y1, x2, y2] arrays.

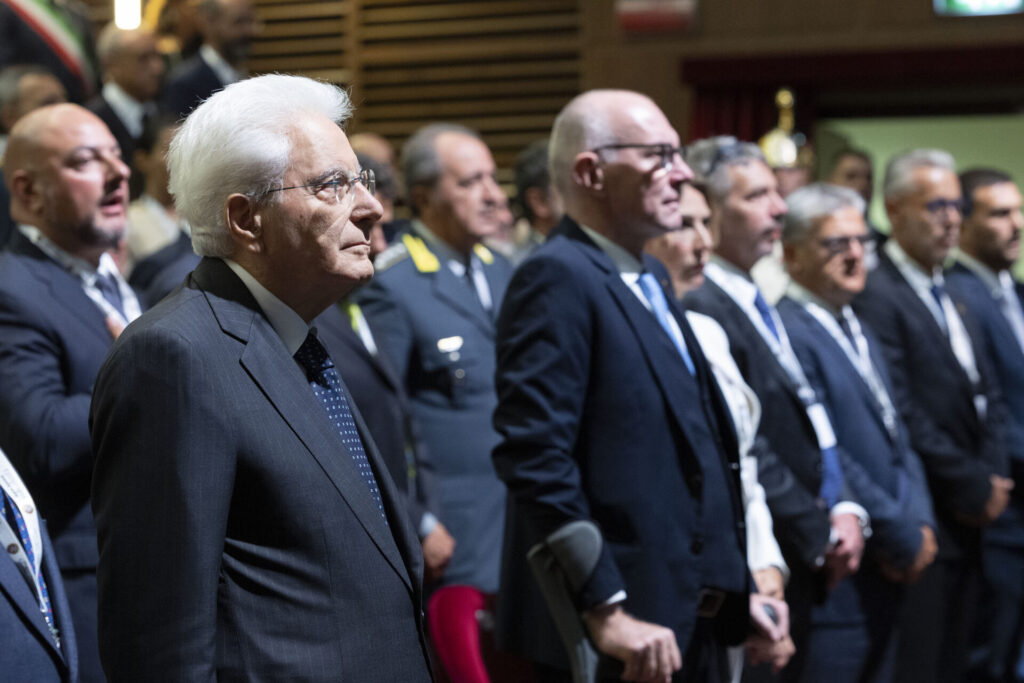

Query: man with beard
[[0, 102, 140, 683], [162, 0, 259, 117]]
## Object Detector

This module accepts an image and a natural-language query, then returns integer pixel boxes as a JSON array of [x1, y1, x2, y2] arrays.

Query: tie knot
[[294, 331, 333, 378]]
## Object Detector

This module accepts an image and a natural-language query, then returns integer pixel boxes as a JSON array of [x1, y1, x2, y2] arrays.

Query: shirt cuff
[[830, 502, 872, 540], [418, 512, 439, 540]]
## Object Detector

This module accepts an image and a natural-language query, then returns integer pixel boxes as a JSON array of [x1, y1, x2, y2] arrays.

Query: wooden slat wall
[[82, 0, 581, 178], [351, 0, 580, 175]]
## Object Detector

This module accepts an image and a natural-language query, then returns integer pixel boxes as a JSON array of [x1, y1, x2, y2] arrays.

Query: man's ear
[[8, 169, 43, 217], [573, 152, 603, 191], [225, 193, 262, 253]]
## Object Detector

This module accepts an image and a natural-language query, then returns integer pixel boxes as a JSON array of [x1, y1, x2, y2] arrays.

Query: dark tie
[[929, 283, 948, 330], [294, 331, 387, 522], [95, 272, 125, 317], [819, 446, 844, 509], [2, 490, 58, 647], [837, 315, 856, 346], [638, 273, 695, 375], [754, 290, 780, 342]]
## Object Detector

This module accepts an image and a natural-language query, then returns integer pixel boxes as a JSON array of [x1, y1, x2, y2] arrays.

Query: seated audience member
[[126, 115, 197, 301], [777, 183, 937, 683], [162, 0, 259, 117], [87, 24, 165, 198], [357, 122, 512, 683], [1, 445, 78, 683], [0, 0, 98, 103], [945, 168, 1024, 683], [0, 65, 67, 246], [824, 147, 885, 257], [646, 181, 794, 679], [685, 136, 867, 682], [0, 102, 141, 683], [89, 74, 432, 681], [493, 89, 789, 683], [852, 149, 1011, 683]]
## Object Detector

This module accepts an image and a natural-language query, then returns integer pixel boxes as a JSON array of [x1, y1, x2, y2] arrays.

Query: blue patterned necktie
[[2, 490, 59, 648], [753, 290, 780, 342], [929, 283, 948, 332], [95, 271, 125, 317], [294, 331, 387, 522], [638, 272, 695, 375], [819, 447, 843, 509]]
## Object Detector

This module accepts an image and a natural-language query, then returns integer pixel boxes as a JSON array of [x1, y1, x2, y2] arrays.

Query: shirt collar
[[785, 280, 844, 317], [411, 219, 465, 265], [224, 259, 310, 355], [952, 248, 1002, 294], [102, 81, 147, 138], [706, 255, 759, 306], [885, 239, 944, 289], [199, 44, 241, 86], [578, 224, 642, 275], [18, 224, 121, 284]]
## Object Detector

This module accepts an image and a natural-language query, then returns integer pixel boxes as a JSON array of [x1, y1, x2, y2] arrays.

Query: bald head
[[6, 104, 130, 265], [549, 89, 691, 256], [96, 24, 165, 102]]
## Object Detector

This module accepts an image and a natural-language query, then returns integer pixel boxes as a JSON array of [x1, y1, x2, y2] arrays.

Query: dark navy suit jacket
[[0, 230, 125, 681], [946, 261, 1024, 549], [89, 257, 432, 681], [0, 518, 78, 682], [853, 251, 1008, 559], [127, 231, 200, 307], [492, 219, 749, 671], [161, 54, 224, 118], [778, 297, 936, 625]]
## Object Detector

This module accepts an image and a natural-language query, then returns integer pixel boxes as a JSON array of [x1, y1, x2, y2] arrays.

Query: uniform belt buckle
[[696, 588, 725, 618]]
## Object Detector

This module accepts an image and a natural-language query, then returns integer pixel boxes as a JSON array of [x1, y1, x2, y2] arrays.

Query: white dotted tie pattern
[[295, 331, 387, 522]]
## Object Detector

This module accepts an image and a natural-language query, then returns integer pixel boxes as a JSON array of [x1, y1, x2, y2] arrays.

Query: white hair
[[167, 74, 353, 258], [883, 148, 955, 201], [782, 183, 865, 245]]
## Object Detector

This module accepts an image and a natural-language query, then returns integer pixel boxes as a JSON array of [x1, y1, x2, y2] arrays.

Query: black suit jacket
[[314, 301, 440, 534], [127, 231, 200, 307], [161, 55, 224, 118], [853, 251, 1008, 559], [90, 258, 433, 681], [685, 277, 833, 571], [492, 219, 748, 671]]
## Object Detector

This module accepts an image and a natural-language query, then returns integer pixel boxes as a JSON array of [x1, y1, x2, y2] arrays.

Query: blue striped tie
[[2, 490, 58, 648], [638, 272, 695, 375]]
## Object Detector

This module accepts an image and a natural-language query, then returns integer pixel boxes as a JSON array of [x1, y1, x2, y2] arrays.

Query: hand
[[752, 567, 785, 600], [421, 522, 455, 584], [584, 605, 681, 683], [746, 593, 793, 672], [879, 526, 937, 584], [824, 513, 865, 590], [105, 314, 125, 340], [981, 475, 1014, 525]]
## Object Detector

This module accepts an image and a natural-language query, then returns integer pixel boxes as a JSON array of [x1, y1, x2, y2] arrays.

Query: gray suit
[[89, 257, 432, 681]]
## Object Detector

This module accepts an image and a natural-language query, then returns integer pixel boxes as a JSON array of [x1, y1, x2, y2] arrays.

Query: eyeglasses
[[591, 143, 685, 172], [818, 234, 874, 257], [263, 168, 375, 203], [924, 197, 965, 216]]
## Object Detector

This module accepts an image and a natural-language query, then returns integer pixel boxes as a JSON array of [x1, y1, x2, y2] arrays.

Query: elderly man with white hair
[[853, 149, 1011, 683], [89, 75, 433, 681], [492, 89, 789, 683]]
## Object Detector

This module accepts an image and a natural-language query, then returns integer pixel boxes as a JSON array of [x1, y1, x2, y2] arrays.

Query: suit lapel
[[430, 266, 495, 337], [11, 233, 111, 346], [195, 260, 414, 592], [0, 548, 61, 660]]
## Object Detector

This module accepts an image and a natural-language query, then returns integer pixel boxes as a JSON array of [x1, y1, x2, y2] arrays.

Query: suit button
[[454, 368, 466, 382], [730, 462, 740, 472], [691, 535, 704, 554], [7, 544, 18, 554]]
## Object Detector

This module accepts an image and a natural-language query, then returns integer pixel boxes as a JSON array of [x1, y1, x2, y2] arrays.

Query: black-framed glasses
[[818, 234, 874, 257], [924, 197, 965, 216], [591, 143, 684, 171], [264, 168, 375, 203]]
